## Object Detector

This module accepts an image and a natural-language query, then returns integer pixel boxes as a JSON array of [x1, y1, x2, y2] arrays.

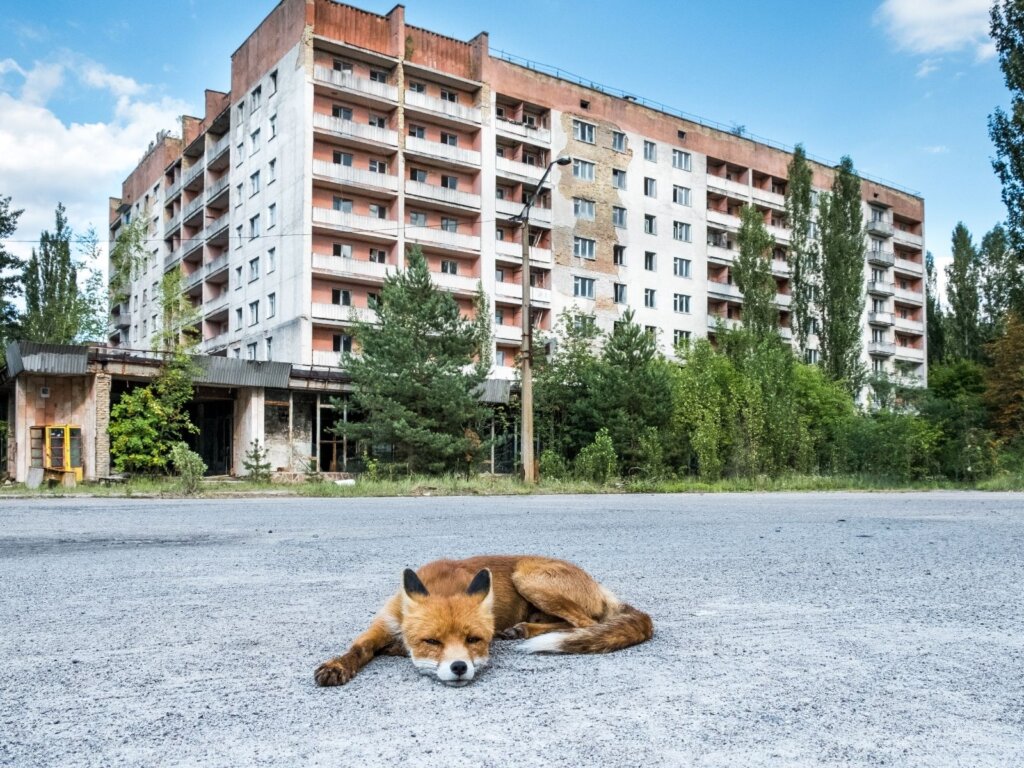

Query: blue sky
[[0, 0, 1007, 285]]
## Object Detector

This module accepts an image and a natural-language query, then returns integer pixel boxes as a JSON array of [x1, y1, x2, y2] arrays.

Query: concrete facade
[[108, 0, 926, 385]]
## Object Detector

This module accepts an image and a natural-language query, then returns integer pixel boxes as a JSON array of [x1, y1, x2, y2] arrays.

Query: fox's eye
[[423, 638, 442, 646], [466, 636, 483, 644]]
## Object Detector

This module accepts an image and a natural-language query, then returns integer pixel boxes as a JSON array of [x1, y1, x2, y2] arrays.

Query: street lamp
[[510, 155, 571, 483]]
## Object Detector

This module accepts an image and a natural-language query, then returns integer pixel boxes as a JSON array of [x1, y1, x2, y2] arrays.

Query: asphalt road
[[1, 492, 1022, 767]]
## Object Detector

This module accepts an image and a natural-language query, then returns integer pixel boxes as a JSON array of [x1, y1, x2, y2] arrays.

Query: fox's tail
[[518, 604, 654, 655]]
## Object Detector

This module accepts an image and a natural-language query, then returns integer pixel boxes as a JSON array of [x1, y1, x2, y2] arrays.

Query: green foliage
[[817, 157, 866, 395], [985, 312, 1024, 443], [243, 439, 272, 483], [945, 223, 983, 362], [573, 428, 617, 484], [979, 224, 1015, 339], [109, 211, 149, 307], [74, 228, 110, 343], [333, 247, 491, 474], [634, 427, 666, 480], [925, 250, 946, 366], [170, 442, 207, 495], [733, 205, 778, 340], [21, 203, 81, 344], [839, 411, 941, 481], [785, 145, 818, 355], [538, 448, 569, 481], [0, 194, 24, 358]]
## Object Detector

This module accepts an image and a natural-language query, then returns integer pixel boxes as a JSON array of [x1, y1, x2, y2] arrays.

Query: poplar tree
[[21, 203, 81, 344], [925, 251, 946, 366], [945, 223, 982, 362], [0, 194, 24, 359], [817, 157, 866, 395], [978, 223, 1016, 337], [785, 144, 818, 354], [732, 205, 777, 341]]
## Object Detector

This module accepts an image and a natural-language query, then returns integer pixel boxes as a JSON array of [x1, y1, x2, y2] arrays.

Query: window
[[673, 221, 691, 242], [368, 114, 387, 129], [369, 68, 389, 83], [142, 289, 148, 306], [644, 288, 656, 308], [495, 268, 505, 283], [368, 292, 380, 310], [332, 288, 351, 306], [441, 217, 458, 233], [333, 334, 352, 353], [334, 150, 353, 166], [613, 245, 626, 266], [612, 131, 626, 151], [673, 293, 691, 313], [673, 329, 691, 346], [644, 215, 657, 235], [644, 177, 657, 197], [410, 211, 427, 227], [249, 257, 260, 281], [572, 159, 595, 180], [235, 307, 243, 328], [408, 124, 425, 139], [672, 149, 692, 171], [270, 70, 278, 93], [268, 158, 277, 183], [409, 167, 428, 183], [439, 88, 459, 103], [236, 103, 245, 122], [872, 329, 886, 343], [251, 85, 262, 111], [333, 243, 353, 258], [573, 197, 595, 220], [440, 132, 458, 147], [250, 171, 260, 195], [247, 343, 258, 360], [441, 174, 458, 189], [368, 203, 387, 219], [250, 129, 261, 153], [234, 225, 243, 248], [409, 81, 426, 93], [234, 266, 243, 288], [673, 257, 691, 278], [235, 183, 243, 203], [369, 159, 388, 174], [672, 185, 691, 206], [235, 142, 244, 165], [872, 298, 886, 312], [614, 283, 627, 304], [612, 169, 627, 190], [369, 248, 386, 264], [573, 236, 596, 260], [441, 259, 458, 275], [333, 59, 352, 73], [495, 228, 505, 241], [249, 214, 261, 239], [643, 140, 657, 161], [572, 119, 596, 143], [495, 350, 506, 366], [267, 293, 276, 318], [267, 247, 276, 273], [267, 203, 277, 229], [573, 276, 596, 299], [248, 300, 260, 325], [332, 196, 352, 213], [805, 349, 819, 364], [332, 105, 353, 120], [612, 206, 626, 228], [265, 337, 273, 359], [495, 307, 505, 324], [872, 358, 885, 373], [644, 251, 656, 271], [269, 113, 277, 139]]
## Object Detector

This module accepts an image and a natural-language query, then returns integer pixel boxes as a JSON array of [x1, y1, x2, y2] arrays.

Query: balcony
[[778, 326, 793, 340], [406, 179, 481, 209], [893, 227, 924, 248], [313, 112, 398, 148], [204, 292, 230, 317], [868, 311, 894, 326], [164, 248, 182, 270], [206, 135, 230, 163], [206, 176, 230, 204], [771, 259, 791, 278], [206, 212, 230, 240], [165, 179, 183, 202], [495, 198, 552, 226], [866, 279, 895, 296], [495, 118, 551, 144], [752, 186, 785, 209], [706, 315, 742, 332], [706, 244, 734, 266], [166, 212, 182, 234], [184, 268, 205, 290], [494, 323, 522, 343], [495, 240, 552, 264], [404, 89, 481, 123], [312, 159, 399, 194], [313, 65, 398, 103], [706, 175, 750, 200], [894, 286, 924, 306], [183, 162, 205, 189], [405, 135, 480, 166], [867, 218, 893, 237], [494, 281, 524, 301], [312, 349, 345, 367], [894, 345, 926, 362], [774, 293, 793, 308], [495, 156, 544, 183], [707, 280, 743, 301], [407, 226, 480, 253], [706, 208, 740, 230], [311, 253, 392, 282], [867, 249, 895, 267], [895, 257, 924, 276], [182, 234, 205, 258], [312, 207, 398, 240], [767, 224, 791, 244], [867, 340, 896, 357], [205, 255, 229, 280], [894, 315, 925, 335], [430, 271, 479, 295], [312, 302, 377, 323]]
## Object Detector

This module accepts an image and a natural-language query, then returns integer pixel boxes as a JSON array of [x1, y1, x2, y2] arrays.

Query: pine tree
[[0, 194, 24, 360], [817, 157, 866, 394], [925, 251, 946, 365], [945, 223, 982, 362], [21, 203, 80, 344], [732, 205, 778, 341], [785, 144, 818, 354], [333, 247, 491, 474]]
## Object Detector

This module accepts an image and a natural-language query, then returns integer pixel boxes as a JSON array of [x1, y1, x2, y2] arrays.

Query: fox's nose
[[450, 660, 468, 677]]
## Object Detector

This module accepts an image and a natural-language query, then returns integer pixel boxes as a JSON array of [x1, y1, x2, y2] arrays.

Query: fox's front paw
[[498, 623, 527, 640], [314, 656, 357, 687]]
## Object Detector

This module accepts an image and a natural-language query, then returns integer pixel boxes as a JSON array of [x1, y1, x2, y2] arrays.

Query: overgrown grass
[[2, 471, 1023, 498]]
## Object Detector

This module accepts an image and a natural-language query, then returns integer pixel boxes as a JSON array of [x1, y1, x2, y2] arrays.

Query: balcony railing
[[404, 89, 481, 123], [894, 316, 925, 334], [312, 112, 398, 146], [707, 315, 742, 331], [165, 179, 183, 201], [206, 212, 230, 238], [166, 212, 182, 232], [183, 163, 204, 187], [431, 270, 480, 293], [312, 207, 398, 238], [867, 218, 893, 237], [204, 292, 230, 317], [894, 345, 925, 361], [206, 135, 230, 162], [182, 234, 205, 257], [313, 65, 398, 102], [164, 248, 182, 270], [867, 340, 896, 356], [495, 156, 544, 182], [866, 279, 895, 295], [184, 268, 205, 290], [205, 255, 229, 277], [495, 118, 551, 144], [311, 254, 391, 281], [706, 208, 740, 229], [895, 257, 924, 275], [707, 280, 743, 301], [495, 197, 552, 225], [311, 302, 377, 323], [206, 176, 230, 202], [494, 323, 522, 343], [706, 174, 750, 200], [774, 292, 793, 308], [407, 226, 480, 252], [182, 196, 205, 221], [312, 349, 344, 367], [868, 311, 894, 326], [893, 227, 923, 248], [405, 179, 481, 209], [867, 249, 895, 267], [894, 286, 924, 305], [312, 159, 399, 192], [495, 240, 552, 263], [405, 135, 480, 166]]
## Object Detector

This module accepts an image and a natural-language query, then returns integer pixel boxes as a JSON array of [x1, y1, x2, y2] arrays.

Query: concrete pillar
[[233, 387, 265, 476], [94, 373, 112, 478]]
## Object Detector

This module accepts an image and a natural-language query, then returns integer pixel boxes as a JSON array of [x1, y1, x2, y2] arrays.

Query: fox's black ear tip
[[466, 568, 491, 596], [403, 568, 429, 596]]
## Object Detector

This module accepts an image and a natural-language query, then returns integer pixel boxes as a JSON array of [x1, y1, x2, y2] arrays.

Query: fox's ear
[[403, 568, 429, 600], [466, 568, 491, 600]]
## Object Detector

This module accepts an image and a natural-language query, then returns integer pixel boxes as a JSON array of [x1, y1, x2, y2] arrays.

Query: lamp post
[[510, 156, 571, 483]]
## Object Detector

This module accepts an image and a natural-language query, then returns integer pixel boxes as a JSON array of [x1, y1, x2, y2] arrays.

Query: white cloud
[[876, 0, 993, 60], [0, 55, 190, 268], [922, 145, 951, 154], [915, 58, 941, 77]]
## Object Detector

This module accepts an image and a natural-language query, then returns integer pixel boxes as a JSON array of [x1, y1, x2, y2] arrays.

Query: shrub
[[574, 428, 618, 484], [538, 449, 569, 481], [169, 442, 206, 495], [243, 439, 272, 483], [633, 427, 666, 480]]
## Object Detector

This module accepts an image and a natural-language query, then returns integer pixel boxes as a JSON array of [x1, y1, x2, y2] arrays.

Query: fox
[[314, 555, 654, 687]]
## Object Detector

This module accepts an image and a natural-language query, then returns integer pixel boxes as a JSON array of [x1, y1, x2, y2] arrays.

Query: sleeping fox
[[314, 555, 654, 687]]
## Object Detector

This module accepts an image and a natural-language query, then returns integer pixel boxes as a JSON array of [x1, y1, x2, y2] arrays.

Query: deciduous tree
[[945, 223, 982, 361], [785, 144, 818, 355], [732, 205, 778, 341]]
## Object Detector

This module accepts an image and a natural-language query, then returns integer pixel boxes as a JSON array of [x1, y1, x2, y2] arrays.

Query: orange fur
[[314, 555, 654, 687]]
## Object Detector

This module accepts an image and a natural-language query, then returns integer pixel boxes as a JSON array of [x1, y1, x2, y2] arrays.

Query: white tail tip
[[517, 632, 569, 654]]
